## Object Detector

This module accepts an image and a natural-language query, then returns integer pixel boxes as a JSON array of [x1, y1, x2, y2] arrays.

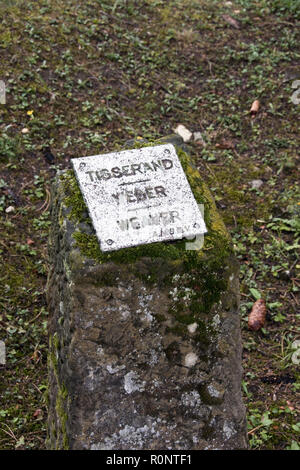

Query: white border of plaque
[[71, 144, 207, 252]]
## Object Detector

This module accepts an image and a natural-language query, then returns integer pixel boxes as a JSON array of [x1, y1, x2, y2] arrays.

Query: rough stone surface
[[46, 138, 248, 450]]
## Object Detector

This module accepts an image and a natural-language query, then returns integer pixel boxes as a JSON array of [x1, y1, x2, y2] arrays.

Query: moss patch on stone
[[55, 385, 69, 450], [60, 170, 89, 224]]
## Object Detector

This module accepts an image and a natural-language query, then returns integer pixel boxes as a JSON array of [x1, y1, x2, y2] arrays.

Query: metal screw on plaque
[[0, 81, 5, 105], [186, 233, 205, 251]]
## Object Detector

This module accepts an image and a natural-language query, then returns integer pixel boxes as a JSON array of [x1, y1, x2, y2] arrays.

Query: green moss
[[55, 384, 69, 450], [202, 422, 215, 439], [154, 313, 167, 323], [60, 171, 88, 224], [193, 321, 215, 348], [199, 383, 224, 405], [167, 301, 216, 350], [48, 334, 69, 450], [0, 30, 12, 47], [52, 332, 59, 350], [72, 230, 187, 264], [60, 143, 233, 332], [48, 334, 58, 371]]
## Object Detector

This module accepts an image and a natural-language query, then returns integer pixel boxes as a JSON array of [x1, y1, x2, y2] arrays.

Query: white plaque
[[71, 144, 207, 252]]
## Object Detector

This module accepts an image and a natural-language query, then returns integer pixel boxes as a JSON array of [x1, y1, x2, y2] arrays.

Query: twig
[[146, 76, 170, 94], [233, 214, 237, 228], [289, 258, 299, 272], [259, 21, 298, 27], [37, 187, 50, 212], [28, 310, 43, 324], [205, 58, 214, 77], [42, 188, 51, 213], [1, 424, 17, 441], [204, 162, 217, 179], [290, 292, 299, 306], [256, 348, 269, 357], [0, 239, 10, 250], [248, 424, 264, 435], [32, 383, 42, 394]]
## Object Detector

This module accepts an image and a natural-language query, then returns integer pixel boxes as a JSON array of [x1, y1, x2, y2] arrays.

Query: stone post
[[46, 137, 248, 450]]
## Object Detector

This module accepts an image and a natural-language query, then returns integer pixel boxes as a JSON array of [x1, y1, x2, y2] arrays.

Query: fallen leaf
[[248, 298, 267, 331], [174, 124, 193, 142], [222, 14, 240, 29], [286, 400, 294, 411], [33, 409, 43, 418], [250, 100, 260, 116], [26, 239, 34, 245]]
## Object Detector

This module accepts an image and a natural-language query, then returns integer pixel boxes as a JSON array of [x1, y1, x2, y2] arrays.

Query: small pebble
[[250, 179, 263, 189], [193, 131, 206, 145]]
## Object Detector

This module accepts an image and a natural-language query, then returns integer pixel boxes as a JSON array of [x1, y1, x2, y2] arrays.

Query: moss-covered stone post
[[46, 136, 248, 450]]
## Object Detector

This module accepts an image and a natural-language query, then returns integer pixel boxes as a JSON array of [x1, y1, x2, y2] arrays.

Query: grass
[[0, 0, 299, 450]]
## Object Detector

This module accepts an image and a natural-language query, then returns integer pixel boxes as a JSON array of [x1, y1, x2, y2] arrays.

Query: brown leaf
[[30, 350, 41, 362], [286, 400, 294, 411], [222, 14, 240, 29], [250, 100, 260, 116], [26, 239, 34, 245], [248, 298, 266, 331]]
